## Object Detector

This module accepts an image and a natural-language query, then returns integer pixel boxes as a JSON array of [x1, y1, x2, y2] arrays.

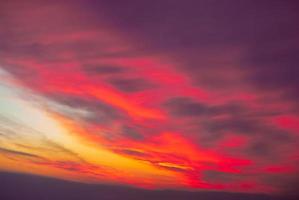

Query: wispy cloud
[[0, 0, 298, 195]]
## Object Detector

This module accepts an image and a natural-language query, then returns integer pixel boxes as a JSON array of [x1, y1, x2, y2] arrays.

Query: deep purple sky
[[0, 1, 299, 199]]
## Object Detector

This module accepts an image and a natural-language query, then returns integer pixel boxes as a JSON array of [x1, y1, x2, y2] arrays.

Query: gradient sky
[[0, 0, 299, 197]]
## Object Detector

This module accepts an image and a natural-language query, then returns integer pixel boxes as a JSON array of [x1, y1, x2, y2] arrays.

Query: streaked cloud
[[0, 0, 298, 195]]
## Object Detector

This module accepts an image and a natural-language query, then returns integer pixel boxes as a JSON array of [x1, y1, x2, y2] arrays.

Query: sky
[[0, 0, 299, 198]]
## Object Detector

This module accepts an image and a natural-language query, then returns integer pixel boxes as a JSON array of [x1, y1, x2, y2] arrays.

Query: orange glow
[[1, 1, 298, 195]]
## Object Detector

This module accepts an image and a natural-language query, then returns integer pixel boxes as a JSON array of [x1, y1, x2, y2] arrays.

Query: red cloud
[[1, 0, 299, 195]]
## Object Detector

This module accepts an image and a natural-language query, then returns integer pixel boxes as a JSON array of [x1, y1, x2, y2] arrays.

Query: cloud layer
[[0, 0, 298, 194]]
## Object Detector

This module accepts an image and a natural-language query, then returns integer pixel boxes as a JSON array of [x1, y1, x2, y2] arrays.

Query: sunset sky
[[0, 0, 299, 198]]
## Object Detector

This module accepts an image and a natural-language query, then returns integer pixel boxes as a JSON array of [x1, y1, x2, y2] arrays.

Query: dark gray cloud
[[121, 125, 144, 140], [164, 97, 254, 118], [108, 78, 154, 92], [203, 170, 249, 184], [116, 149, 150, 158], [47, 93, 127, 125], [0, 172, 281, 200], [203, 117, 259, 135], [0, 147, 42, 159], [164, 97, 209, 117], [83, 64, 126, 75]]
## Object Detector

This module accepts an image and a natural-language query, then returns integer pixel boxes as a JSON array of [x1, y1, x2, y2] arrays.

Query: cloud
[[0, 0, 298, 194], [46, 93, 126, 126], [203, 170, 248, 184], [107, 78, 154, 93], [1, 171, 283, 200], [83, 64, 127, 75], [164, 97, 209, 117], [121, 125, 145, 140], [0, 114, 83, 162], [0, 147, 43, 159]]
